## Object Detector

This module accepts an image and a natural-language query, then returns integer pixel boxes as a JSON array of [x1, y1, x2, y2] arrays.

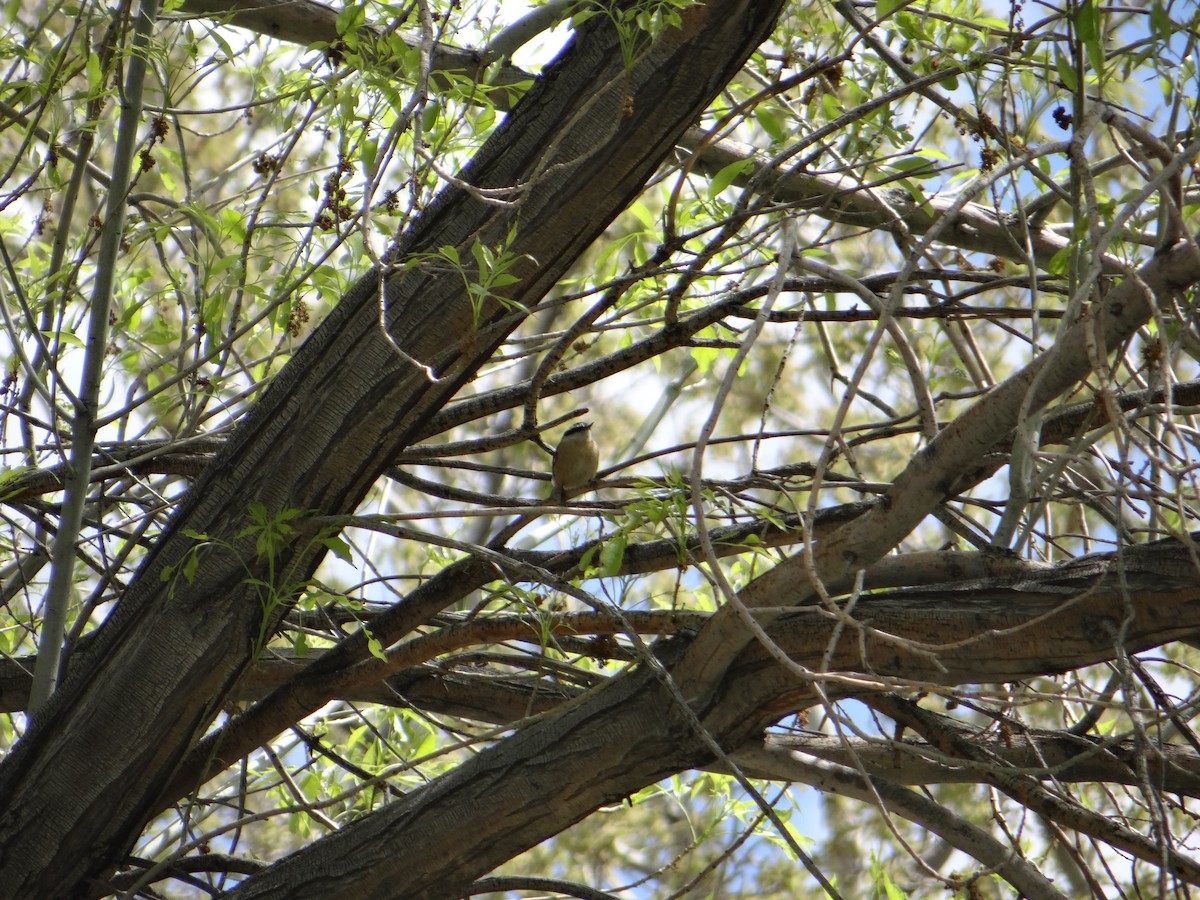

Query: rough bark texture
[[4, 2, 1200, 898], [228, 664, 697, 900], [0, 2, 786, 896], [177, 0, 532, 106], [668, 235, 1200, 705], [227, 538, 1200, 899]]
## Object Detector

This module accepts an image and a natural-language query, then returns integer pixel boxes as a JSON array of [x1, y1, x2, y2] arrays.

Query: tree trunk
[[227, 538, 1200, 899], [0, 2, 786, 896]]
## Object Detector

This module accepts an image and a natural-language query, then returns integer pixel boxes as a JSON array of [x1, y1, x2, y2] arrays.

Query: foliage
[[1, 0, 1200, 896]]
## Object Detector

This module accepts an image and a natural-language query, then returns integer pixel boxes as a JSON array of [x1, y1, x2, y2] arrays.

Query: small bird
[[551, 421, 599, 501]]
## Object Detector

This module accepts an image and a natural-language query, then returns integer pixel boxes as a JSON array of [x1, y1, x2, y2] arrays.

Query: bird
[[551, 421, 599, 501]]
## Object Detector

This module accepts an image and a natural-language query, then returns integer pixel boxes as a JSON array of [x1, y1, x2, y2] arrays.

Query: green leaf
[[470, 239, 489, 269], [1075, 0, 1098, 42], [1055, 49, 1078, 93], [422, 101, 441, 133], [335, 3, 365, 39], [598, 531, 628, 576], [322, 534, 353, 562], [819, 92, 841, 121], [754, 107, 786, 143], [219, 207, 247, 243], [0, 465, 31, 501], [887, 156, 938, 178], [84, 51, 103, 96], [708, 159, 753, 199], [580, 543, 600, 571], [1150, 1, 1172, 40], [1047, 246, 1072, 275], [367, 634, 386, 661], [893, 10, 928, 41], [690, 343, 720, 374], [210, 253, 242, 277], [361, 137, 377, 176], [1075, 0, 1105, 78]]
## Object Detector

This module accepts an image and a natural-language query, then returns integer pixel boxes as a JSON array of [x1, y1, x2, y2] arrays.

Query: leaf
[[361, 138, 377, 176], [1075, 0, 1105, 79], [322, 534, 353, 562], [210, 253, 242, 277], [1047, 246, 1072, 275], [690, 343, 720, 374], [1055, 48, 1078, 93], [46, 330, 84, 348], [84, 51, 103, 96], [754, 107, 786, 143], [366, 634, 386, 662], [0, 465, 31, 501], [182, 552, 199, 584], [422, 101, 441, 133], [887, 156, 938, 179], [470, 239, 489, 270], [1074, 0, 1097, 42], [580, 543, 600, 571], [598, 531, 628, 576], [335, 3, 365, 39], [1150, 1, 1172, 40], [708, 159, 753, 199], [219, 207, 247, 243]]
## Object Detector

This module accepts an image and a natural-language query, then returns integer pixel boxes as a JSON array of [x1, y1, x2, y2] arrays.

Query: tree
[[0, 0, 1198, 896]]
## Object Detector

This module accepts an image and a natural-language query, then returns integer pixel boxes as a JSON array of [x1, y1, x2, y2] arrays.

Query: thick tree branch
[[733, 745, 1067, 899], [173, 0, 1089, 273], [226, 536, 1200, 898], [176, 0, 533, 108], [0, 1, 809, 897], [0, 2, 788, 895], [746, 727, 1200, 798], [871, 694, 1200, 883], [673, 235, 1200, 703]]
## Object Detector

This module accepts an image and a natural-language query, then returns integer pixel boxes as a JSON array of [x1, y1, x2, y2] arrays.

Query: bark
[[759, 754, 1068, 900], [0, 2, 786, 896], [3, 543, 1199, 789], [669, 235, 1200, 706], [178, 0, 1082, 275], [227, 663, 694, 900], [741, 730, 1200, 797], [176, 0, 533, 106], [3, 2, 1199, 897], [226, 537, 1200, 898]]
